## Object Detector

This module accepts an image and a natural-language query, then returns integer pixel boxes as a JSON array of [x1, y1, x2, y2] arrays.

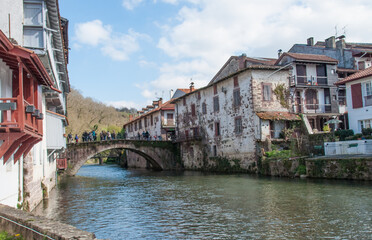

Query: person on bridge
[[112, 130, 116, 140], [107, 131, 111, 140], [75, 134, 79, 143], [67, 133, 72, 143]]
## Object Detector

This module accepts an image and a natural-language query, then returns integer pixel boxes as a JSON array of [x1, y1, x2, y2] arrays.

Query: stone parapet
[[0, 204, 98, 240]]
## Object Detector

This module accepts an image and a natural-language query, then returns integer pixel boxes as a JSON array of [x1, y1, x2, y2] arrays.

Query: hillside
[[66, 88, 136, 136]]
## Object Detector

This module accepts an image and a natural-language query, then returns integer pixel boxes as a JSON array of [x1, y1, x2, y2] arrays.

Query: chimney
[[336, 38, 346, 50], [190, 82, 195, 92], [325, 36, 336, 49], [239, 53, 247, 69], [307, 37, 314, 46], [158, 98, 163, 106], [278, 49, 283, 58], [129, 115, 133, 121]]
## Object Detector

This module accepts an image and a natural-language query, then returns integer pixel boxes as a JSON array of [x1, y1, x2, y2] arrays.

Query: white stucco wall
[[0, 155, 23, 209], [0, 0, 23, 44]]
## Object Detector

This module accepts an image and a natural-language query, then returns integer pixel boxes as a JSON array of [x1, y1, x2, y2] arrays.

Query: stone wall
[[260, 157, 372, 180], [0, 204, 97, 240]]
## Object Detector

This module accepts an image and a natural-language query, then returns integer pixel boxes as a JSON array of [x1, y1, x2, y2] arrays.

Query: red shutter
[[351, 83, 363, 109]]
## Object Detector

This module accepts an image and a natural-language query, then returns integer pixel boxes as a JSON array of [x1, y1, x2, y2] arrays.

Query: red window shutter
[[351, 83, 363, 109]]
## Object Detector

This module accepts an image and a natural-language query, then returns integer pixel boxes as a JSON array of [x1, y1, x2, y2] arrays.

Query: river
[[34, 165, 372, 239]]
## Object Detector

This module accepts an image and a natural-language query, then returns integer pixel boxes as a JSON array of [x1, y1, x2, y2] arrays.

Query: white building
[[335, 67, 372, 133], [0, 0, 69, 211]]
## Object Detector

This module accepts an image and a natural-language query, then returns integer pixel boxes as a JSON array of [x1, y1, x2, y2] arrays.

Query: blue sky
[[59, 0, 372, 110]]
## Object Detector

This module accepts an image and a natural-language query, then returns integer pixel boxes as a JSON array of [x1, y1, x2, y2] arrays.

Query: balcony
[[290, 75, 328, 87], [162, 119, 175, 128], [365, 95, 372, 106], [175, 130, 202, 142], [294, 103, 333, 114]]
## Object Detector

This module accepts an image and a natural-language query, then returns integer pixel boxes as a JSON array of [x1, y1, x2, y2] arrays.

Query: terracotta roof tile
[[276, 52, 338, 65], [256, 112, 301, 121], [335, 66, 372, 85]]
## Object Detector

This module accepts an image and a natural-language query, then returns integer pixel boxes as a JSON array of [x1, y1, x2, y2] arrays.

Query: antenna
[[334, 25, 338, 37], [342, 25, 347, 37]]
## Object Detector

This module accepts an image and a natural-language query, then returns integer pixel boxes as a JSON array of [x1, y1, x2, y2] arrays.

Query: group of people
[[67, 130, 127, 143], [137, 130, 162, 141]]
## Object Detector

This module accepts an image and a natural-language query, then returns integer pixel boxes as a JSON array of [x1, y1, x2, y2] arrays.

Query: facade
[[124, 98, 176, 141], [335, 67, 372, 133], [276, 52, 341, 132], [173, 64, 299, 172], [0, 0, 69, 211]]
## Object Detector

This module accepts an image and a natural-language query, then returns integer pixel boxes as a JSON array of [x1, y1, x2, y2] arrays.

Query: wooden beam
[[3, 134, 29, 164]]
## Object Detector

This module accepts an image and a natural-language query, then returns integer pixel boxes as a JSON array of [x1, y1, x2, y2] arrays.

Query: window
[[316, 64, 327, 85], [151, 115, 153, 126], [359, 119, 372, 132], [305, 89, 318, 109], [191, 104, 196, 116], [215, 122, 220, 136], [192, 127, 199, 137], [185, 130, 189, 139], [213, 96, 219, 112], [198, 92, 201, 100], [366, 82, 372, 96], [296, 65, 307, 84], [183, 98, 186, 106], [139, 120, 142, 129], [135, 122, 137, 131], [213, 145, 217, 156], [214, 85, 217, 94], [233, 89, 241, 107], [263, 84, 272, 101], [202, 102, 207, 114], [235, 117, 242, 134], [144, 117, 147, 127], [24, 2, 43, 48], [234, 76, 239, 87]]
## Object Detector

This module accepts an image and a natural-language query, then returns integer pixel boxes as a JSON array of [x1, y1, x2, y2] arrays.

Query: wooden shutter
[[351, 83, 363, 109]]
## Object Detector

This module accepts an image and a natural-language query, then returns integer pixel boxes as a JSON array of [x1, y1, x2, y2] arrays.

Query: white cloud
[[74, 20, 111, 46], [107, 100, 142, 110], [74, 20, 150, 61], [122, 0, 144, 10], [144, 0, 372, 100]]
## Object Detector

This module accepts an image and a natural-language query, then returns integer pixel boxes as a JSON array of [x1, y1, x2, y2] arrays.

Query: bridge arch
[[63, 140, 180, 176]]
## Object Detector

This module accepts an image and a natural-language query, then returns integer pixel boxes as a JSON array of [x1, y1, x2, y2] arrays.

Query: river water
[[34, 165, 372, 239]]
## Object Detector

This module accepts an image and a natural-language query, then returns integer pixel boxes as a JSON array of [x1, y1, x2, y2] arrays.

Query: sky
[[59, 0, 372, 110]]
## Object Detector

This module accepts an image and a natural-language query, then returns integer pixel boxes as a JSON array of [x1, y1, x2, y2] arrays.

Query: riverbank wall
[[260, 155, 372, 180], [0, 204, 97, 240]]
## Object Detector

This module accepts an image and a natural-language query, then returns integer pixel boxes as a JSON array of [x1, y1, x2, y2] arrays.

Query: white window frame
[[23, 1, 44, 49]]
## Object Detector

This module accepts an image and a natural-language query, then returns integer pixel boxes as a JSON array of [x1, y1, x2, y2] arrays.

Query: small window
[[213, 145, 217, 156], [366, 81, 372, 96], [183, 98, 186, 106], [198, 92, 201, 100], [213, 96, 219, 112], [215, 122, 220, 136], [234, 76, 239, 87], [191, 104, 196, 116], [24, 3, 43, 26], [214, 85, 217, 94], [233, 89, 241, 107], [235, 117, 242, 134], [185, 130, 189, 139], [151, 115, 153, 126], [263, 84, 272, 101], [202, 102, 207, 114]]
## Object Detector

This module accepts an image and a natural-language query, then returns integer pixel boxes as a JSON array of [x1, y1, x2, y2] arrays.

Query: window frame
[[213, 96, 219, 112]]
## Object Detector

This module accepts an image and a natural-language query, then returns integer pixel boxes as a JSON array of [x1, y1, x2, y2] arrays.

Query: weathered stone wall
[[125, 150, 149, 169], [260, 157, 372, 180], [22, 153, 43, 212], [0, 204, 97, 240]]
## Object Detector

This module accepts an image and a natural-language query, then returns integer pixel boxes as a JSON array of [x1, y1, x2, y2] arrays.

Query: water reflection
[[34, 165, 372, 239]]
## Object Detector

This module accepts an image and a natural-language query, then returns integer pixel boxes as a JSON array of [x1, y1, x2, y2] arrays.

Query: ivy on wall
[[273, 83, 290, 109]]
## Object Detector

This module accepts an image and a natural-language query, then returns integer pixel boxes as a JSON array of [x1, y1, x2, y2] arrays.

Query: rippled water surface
[[34, 165, 372, 239]]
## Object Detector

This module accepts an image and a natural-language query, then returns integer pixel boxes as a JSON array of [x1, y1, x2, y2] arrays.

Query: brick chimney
[[307, 37, 314, 46], [238, 53, 247, 70], [278, 49, 283, 58], [336, 37, 346, 50], [190, 82, 195, 92], [158, 98, 163, 106], [129, 115, 133, 121], [325, 36, 336, 49]]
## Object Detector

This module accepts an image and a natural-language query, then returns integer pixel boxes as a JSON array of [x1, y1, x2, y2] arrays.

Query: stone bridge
[[63, 140, 181, 176]]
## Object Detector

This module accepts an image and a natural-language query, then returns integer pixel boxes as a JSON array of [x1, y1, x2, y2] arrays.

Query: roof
[[256, 112, 301, 121], [177, 88, 193, 94], [123, 100, 175, 127], [172, 64, 289, 103], [276, 52, 338, 65], [335, 66, 372, 85]]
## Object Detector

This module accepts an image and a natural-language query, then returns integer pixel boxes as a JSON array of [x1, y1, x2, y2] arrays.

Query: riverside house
[[335, 67, 372, 133], [172, 58, 300, 172], [0, 0, 69, 211]]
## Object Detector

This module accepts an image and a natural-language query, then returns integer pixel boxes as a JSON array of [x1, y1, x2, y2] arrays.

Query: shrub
[[335, 129, 354, 141], [362, 128, 372, 136]]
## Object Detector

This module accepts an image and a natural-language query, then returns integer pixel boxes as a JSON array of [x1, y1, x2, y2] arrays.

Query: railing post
[[18, 61, 25, 131]]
